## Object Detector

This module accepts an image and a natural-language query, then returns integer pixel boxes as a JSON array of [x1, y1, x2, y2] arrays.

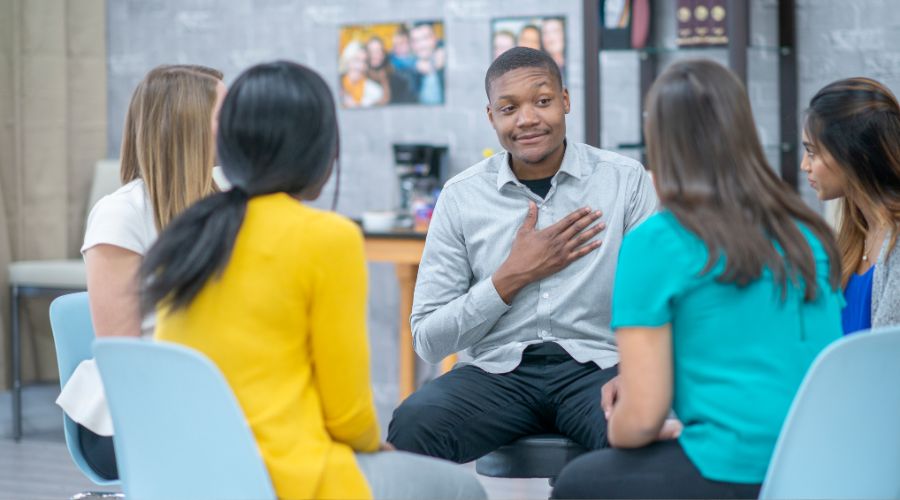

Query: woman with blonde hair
[[340, 40, 384, 107], [801, 77, 900, 334], [56, 64, 226, 480], [119, 64, 224, 184]]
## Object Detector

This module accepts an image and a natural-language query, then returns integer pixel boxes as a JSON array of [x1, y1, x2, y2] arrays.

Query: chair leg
[[11, 285, 22, 441]]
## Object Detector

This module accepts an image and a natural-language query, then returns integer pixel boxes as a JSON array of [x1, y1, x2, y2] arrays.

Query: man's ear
[[563, 87, 571, 114], [486, 104, 495, 127]]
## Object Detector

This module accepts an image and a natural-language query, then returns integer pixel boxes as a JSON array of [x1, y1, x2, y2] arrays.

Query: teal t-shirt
[[611, 211, 842, 483]]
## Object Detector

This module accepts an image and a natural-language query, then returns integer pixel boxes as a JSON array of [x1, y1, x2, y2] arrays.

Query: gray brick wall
[[106, 0, 585, 432], [796, 0, 900, 209], [599, 1, 780, 172], [106, 0, 900, 430], [598, 0, 900, 210]]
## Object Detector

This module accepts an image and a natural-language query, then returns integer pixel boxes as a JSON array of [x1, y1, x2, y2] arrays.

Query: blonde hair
[[119, 65, 221, 230], [339, 41, 365, 74]]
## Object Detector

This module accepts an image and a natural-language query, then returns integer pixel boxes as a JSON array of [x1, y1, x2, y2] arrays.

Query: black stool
[[475, 434, 587, 484]]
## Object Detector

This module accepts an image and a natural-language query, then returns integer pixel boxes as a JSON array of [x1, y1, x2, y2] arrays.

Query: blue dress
[[842, 266, 875, 335]]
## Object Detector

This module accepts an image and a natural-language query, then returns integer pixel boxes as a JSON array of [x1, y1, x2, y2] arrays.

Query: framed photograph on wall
[[338, 20, 445, 108], [491, 16, 566, 83]]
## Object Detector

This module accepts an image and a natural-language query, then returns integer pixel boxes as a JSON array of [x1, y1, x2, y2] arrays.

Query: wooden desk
[[363, 230, 455, 400]]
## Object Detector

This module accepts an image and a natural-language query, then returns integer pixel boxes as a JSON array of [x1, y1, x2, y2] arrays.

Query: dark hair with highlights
[[644, 59, 840, 301], [805, 77, 900, 285]]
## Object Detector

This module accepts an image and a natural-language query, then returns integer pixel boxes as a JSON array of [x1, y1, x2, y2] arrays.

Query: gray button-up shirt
[[411, 142, 659, 373]]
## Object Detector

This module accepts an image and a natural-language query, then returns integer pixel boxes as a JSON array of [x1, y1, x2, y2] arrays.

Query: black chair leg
[[11, 285, 22, 441]]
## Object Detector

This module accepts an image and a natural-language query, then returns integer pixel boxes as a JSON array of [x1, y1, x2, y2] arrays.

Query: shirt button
[[540, 330, 548, 337], [541, 292, 550, 299]]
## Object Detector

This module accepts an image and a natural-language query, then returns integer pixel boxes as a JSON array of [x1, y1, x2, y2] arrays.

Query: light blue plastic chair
[[93, 338, 276, 499], [48, 292, 122, 494], [760, 326, 900, 499]]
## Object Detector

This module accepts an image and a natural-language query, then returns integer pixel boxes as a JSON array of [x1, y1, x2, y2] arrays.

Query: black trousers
[[551, 439, 761, 499], [387, 343, 618, 463], [77, 423, 119, 480]]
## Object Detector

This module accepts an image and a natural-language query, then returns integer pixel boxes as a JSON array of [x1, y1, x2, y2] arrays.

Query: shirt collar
[[495, 140, 582, 191]]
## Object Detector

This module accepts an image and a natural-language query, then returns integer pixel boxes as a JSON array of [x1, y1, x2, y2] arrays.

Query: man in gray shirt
[[388, 47, 658, 462]]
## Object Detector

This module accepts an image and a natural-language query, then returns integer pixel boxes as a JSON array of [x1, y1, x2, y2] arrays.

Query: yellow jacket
[[157, 193, 379, 499]]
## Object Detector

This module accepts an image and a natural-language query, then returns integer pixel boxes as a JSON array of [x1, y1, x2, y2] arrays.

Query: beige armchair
[[7, 159, 120, 440]]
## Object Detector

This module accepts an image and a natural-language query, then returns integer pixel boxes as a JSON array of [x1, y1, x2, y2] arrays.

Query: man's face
[[487, 67, 569, 166], [410, 25, 437, 60], [392, 33, 411, 56]]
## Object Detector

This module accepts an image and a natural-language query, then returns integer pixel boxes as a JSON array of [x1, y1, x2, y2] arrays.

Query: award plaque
[[707, 0, 728, 45], [676, 0, 697, 46], [676, 0, 727, 47]]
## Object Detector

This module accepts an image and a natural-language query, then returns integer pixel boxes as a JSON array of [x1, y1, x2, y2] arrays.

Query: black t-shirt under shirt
[[520, 176, 553, 199]]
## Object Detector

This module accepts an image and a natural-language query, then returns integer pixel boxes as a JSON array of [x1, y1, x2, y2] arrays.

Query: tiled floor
[[1, 385, 551, 500]]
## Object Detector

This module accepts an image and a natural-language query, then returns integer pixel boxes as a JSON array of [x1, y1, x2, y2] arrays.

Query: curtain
[[0, 0, 107, 389]]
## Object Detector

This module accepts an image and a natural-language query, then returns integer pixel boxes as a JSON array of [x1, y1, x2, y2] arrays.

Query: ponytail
[[141, 60, 340, 314], [140, 187, 248, 314]]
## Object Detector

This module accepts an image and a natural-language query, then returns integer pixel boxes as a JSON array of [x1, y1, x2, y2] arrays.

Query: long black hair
[[140, 61, 339, 313]]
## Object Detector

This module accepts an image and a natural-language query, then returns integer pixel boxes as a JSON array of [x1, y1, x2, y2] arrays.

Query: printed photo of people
[[491, 16, 566, 83], [338, 21, 445, 108]]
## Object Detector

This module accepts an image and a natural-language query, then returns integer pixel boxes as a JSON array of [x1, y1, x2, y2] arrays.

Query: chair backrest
[[759, 326, 900, 499], [85, 159, 122, 222], [94, 338, 276, 500], [49, 292, 118, 486]]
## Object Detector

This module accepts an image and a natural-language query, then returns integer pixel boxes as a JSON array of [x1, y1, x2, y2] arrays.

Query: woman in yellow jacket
[[140, 61, 486, 500]]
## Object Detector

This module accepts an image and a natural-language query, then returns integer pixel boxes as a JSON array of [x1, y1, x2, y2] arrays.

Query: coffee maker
[[393, 144, 448, 230]]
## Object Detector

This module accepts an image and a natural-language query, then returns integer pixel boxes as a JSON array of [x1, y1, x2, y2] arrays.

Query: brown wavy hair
[[805, 77, 900, 285], [644, 59, 840, 300], [119, 65, 222, 230]]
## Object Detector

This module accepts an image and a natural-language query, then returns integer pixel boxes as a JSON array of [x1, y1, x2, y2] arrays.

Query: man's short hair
[[484, 47, 563, 99]]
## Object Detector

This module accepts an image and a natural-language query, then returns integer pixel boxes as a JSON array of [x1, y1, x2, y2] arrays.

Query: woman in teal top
[[552, 60, 843, 499]]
